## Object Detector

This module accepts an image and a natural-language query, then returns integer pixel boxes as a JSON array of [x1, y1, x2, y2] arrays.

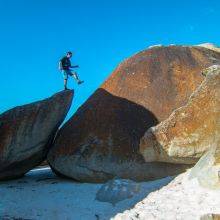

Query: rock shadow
[[50, 88, 190, 182]]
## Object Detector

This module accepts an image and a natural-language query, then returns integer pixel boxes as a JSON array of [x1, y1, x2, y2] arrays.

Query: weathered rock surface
[[0, 90, 73, 180], [48, 46, 220, 182], [140, 65, 220, 164]]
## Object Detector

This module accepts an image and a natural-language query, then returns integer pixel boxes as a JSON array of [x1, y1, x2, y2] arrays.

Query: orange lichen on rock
[[140, 65, 220, 164]]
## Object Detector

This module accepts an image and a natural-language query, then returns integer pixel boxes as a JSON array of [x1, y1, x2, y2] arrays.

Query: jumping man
[[59, 51, 84, 90]]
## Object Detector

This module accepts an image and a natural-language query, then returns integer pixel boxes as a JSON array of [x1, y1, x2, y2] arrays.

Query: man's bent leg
[[71, 72, 84, 85]]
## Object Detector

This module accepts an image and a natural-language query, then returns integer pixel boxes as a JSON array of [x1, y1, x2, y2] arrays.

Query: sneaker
[[78, 80, 84, 85]]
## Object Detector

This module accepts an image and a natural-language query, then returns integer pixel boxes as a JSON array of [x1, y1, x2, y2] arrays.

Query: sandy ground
[[0, 167, 173, 220], [1, 167, 220, 220], [113, 172, 220, 220]]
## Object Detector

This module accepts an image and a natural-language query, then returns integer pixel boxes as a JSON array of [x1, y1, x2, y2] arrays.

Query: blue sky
[[0, 0, 219, 119]]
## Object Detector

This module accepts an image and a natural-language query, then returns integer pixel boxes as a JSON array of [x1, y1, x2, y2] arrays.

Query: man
[[59, 51, 84, 90]]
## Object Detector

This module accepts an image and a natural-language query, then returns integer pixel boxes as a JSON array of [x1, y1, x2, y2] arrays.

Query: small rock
[[96, 179, 140, 205]]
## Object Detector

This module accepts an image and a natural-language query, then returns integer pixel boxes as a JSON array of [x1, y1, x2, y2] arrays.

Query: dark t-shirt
[[60, 56, 71, 70]]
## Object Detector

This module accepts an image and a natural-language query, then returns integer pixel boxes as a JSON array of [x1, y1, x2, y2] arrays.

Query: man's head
[[66, 51, 73, 58]]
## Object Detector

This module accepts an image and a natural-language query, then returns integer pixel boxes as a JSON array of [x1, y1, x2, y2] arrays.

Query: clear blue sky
[[0, 0, 219, 119]]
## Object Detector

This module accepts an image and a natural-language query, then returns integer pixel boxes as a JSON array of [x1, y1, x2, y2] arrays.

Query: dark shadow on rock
[[48, 88, 190, 182]]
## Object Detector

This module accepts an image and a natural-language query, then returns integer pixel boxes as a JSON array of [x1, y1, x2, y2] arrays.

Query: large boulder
[[48, 46, 220, 182], [140, 65, 220, 164], [0, 90, 73, 180]]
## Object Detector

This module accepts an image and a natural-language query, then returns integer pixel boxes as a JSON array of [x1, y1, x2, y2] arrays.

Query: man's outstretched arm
[[70, 65, 79, 68]]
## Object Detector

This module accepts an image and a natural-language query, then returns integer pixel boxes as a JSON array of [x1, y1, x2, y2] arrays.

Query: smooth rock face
[[101, 46, 220, 122], [140, 65, 220, 164], [189, 137, 220, 189], [48, 46, 220, 182], [0, 90, 73, 180]]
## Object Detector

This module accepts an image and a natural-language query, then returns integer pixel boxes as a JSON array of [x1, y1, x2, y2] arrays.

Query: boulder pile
[[48, 46, 220, 182]]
